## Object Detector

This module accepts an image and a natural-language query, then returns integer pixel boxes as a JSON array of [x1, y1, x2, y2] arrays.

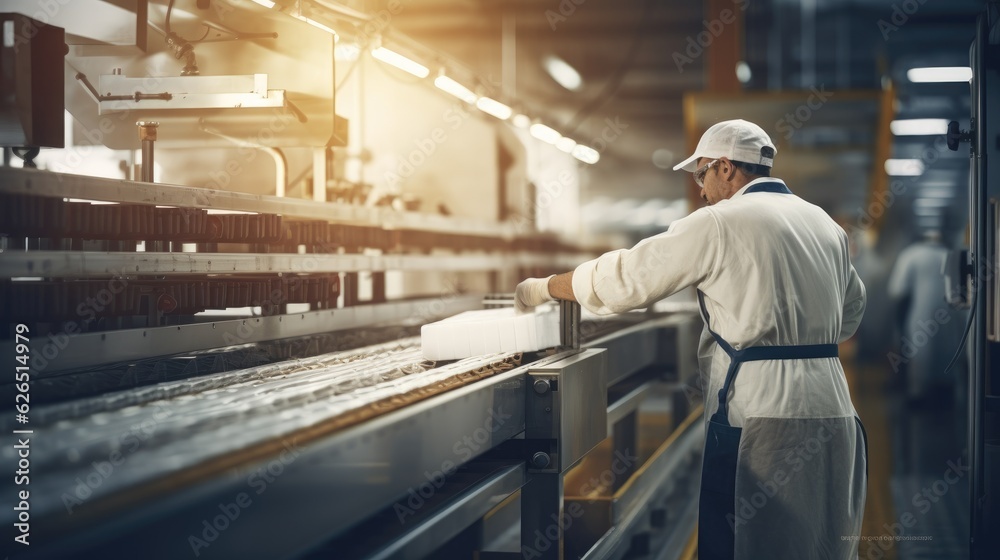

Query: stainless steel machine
[[0, 2, 707, 559], [953, 7, 1000, 558]]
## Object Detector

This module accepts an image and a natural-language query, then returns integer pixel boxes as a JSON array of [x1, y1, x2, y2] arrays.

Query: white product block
[[421, 304, 561, 360]]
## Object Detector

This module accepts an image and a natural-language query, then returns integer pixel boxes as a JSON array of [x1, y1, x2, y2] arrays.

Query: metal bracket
[[947, 119, 975, 152], [559, 299, 581, 350], [95, 73, 285, 113]]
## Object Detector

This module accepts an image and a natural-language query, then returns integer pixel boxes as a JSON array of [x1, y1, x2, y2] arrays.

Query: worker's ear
[[719, 157, 737, 181]]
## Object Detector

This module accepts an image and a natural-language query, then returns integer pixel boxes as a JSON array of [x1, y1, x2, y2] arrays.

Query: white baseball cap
[[672, 119, 777, 172]]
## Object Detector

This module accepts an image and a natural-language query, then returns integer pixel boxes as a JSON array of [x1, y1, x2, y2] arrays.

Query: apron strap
[[697, 291, 839, 426]]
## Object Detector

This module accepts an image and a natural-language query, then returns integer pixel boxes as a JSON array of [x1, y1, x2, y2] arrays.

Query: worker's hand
[[514, 276, 555, 312]]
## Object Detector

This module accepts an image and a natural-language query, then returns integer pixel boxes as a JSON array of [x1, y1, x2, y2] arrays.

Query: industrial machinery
[[0, 2, 707, 559], [955, 6, 1000, 558]]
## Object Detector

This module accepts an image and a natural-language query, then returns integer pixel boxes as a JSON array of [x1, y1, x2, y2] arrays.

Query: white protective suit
[[887, 239, 968, 398], [571, 178, 867, 560]]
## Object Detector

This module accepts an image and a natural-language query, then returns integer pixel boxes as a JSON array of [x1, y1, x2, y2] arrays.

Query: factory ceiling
[[378, 0, 983, 237], [9, 0, 983, 238]]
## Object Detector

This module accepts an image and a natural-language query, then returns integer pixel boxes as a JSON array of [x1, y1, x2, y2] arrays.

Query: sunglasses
[[693, 159, 720, 188]]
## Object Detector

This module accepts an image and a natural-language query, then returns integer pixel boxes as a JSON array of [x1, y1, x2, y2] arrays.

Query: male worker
[[515, 120, 868, 560], [888, 229, 968, 404]]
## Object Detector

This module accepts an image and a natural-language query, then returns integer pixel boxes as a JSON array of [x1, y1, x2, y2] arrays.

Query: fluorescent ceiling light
[[529, 123, 561, 144], [303, 18, 338, 38], [512, 114, 531, 129], [556, 137, 577, 153], [205, 209, 258, 215], [917, 187, 955, 198], [542, 55, 582, 91], [372, 46, 429, 78], [434, 75, 477, 104], [906, 67, 972, 83], [572, 144, 600, 164], [475, 97, 512, 120], [914, 198, 950, 207], [884, 159, 924, 176], [66, 198, 118, 205], [890, 118, 949, 136], [916, 180, 957, 188], [914, 207, 942, 216], [250, 0, 275, 8]]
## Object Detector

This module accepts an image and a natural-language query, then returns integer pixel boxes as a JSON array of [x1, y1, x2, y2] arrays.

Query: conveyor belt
[[0, 193, 579, 253], [0, 311, 702, 559], [0, 339, 521, 528], [2, 275, 341, 320], [17, 324, 422, 406]]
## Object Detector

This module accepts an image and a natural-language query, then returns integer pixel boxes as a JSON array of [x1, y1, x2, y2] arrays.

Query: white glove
[[515, 275, 555, 312]]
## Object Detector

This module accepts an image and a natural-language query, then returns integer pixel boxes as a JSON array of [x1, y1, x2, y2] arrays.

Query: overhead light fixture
[[555, 137, 577, 153], [372, 46, 429, 78], [906, 67, 972, 83], [66, 198, 118, 205], [475, 97, 513, 120], [890, 118, 950, 136], [884, 159, 925, 176], [735, 61, 752, 84], [917, 187, 955, 198], [529, 123, 561, 144], [303, 18, 339, 39], [914, 197, 950, 207], [542, 55, 582, 91], [434, 74, 477, 104], [512, 114, 531, 129], [250, 0, 275, 8], [572, 144, 600, 164]]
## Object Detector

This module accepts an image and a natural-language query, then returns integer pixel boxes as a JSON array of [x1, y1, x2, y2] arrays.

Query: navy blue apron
[[696, 179, 840, 560]]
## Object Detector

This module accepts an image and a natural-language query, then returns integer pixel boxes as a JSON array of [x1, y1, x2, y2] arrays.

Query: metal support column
[[522, 349, 608, 560], [137, 121, 158, 183]]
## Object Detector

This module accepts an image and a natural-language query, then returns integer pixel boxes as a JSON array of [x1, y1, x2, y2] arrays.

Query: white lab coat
[[572, 178, 867, 560], [887, 240, 968, 398]]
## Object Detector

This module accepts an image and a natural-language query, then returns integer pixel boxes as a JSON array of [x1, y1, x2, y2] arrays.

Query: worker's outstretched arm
[[516, 207, 720, 315], [548, 272, 576, 301]]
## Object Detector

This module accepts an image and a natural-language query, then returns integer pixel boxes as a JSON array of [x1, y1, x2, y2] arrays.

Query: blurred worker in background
[[515, 119, 867, 560], [887, 229, 968, 405]]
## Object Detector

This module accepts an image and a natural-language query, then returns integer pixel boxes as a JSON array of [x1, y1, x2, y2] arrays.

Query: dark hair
[[732, 160, 771, 178]]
